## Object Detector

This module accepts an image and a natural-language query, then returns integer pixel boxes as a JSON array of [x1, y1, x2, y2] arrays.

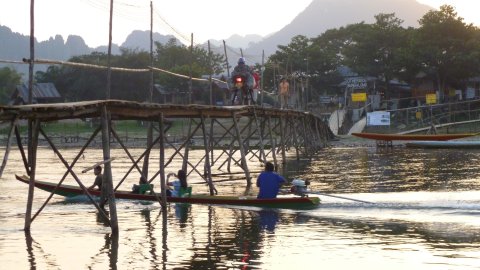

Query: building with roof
[[10, 83, 62, 105]]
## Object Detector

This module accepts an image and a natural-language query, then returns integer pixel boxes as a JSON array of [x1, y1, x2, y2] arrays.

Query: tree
[[154, 38, 225, 103], [342, 13, 408, 100], [0, 67, 22, 104], [412, 5, 480, 94]]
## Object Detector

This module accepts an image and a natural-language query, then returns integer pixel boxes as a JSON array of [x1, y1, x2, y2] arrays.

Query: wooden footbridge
[[0, 100, 332, 234]]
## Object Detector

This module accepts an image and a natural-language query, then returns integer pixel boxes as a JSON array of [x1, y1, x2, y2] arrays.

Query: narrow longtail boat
[[352, 132, 477, 141], [15, 175, 320, 209]]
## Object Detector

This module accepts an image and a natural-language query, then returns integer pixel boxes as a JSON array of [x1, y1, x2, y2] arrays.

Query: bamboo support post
[[232, 112, 251, 185], [24, 119, 39, 232], [0, 118, 18, 178], [37, 127, 109, 222], [279, 117, 287, 164], [266, 116, 278, 167], [32, 127, 102, 221], [159, 113, 167, 208], [200, 114, 216, 195], [101, 106, 118, 235], [14, 126, 30, 175]]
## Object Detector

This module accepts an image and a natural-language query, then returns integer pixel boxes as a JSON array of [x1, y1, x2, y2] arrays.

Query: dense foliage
[[34, 38, 225, 103], [8, 5, 480, 105], [0, 67, 22, 104], [266, 5, 480, 100]]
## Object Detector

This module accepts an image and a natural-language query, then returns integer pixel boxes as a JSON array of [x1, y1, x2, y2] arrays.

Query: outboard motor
[[290, 179, 310, 197]]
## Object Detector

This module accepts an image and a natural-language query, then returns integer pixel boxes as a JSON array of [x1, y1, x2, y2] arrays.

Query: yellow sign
[[351, 93, 367, 102], [426, 93, 436, 104], [416, 111, 422, 119]]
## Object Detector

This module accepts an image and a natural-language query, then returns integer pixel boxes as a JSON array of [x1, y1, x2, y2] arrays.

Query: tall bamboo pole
[[27, 0, 35, 171], [106, 0, 113, 99], [260, 50, 265, 105], [143, 1, 154, 179], [188, 33, 193, 104], [208, 40, 213, 105], [159, 113, 167, 208], [223, 40, 230, 85]]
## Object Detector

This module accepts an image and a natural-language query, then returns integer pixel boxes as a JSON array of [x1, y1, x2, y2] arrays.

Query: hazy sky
[[0, 0, 478, 47]]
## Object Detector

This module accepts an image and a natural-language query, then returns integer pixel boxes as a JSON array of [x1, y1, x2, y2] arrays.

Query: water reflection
[[24, 232, 36, 270], [2, 146, 479, 269], [257, 210, 279, 232]]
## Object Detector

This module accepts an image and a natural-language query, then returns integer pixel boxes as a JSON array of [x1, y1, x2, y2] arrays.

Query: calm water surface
[[0, 145, 479, 269]]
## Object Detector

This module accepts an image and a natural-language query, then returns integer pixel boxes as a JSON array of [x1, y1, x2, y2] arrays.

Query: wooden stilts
[[292, 117, 300, 161], [159, 113, 167, 208], [110, 128, 163, 205], [232, 112, 251, 185], [14, 126, 30, 175], [101, 106, 118, 235], [0, 117, 18, 178], [279, 117, 287, 164], [182, 118, 193, 172], [200, 114, 216, 195], [301, 117, 309, 157], [37, 127, 110, 222], [266, 116, 278, 167], [24, 119, 39, 232], [142, 122, 153, 179], [209, 117, 215, 166]]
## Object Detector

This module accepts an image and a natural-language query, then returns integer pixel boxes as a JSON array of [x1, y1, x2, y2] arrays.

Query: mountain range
[[1, 0, 435, 75]]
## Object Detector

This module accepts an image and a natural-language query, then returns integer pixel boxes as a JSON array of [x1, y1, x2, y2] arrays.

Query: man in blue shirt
[[256, 162, 286, 199]]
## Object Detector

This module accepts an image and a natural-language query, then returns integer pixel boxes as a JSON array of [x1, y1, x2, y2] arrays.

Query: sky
[[0, 0, 479, 48]]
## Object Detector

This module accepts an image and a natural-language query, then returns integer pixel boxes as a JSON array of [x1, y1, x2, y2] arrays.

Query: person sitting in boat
[[132, 176, 151, 194], [167, 170, 191, 197], [256, 162, 286, 199], [87, 165, 103, 190]]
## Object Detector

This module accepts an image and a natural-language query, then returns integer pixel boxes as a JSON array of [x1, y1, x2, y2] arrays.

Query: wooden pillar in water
[[252, 109, 266, 162], [279, 117, 287, 164], [301, 117, 310, 157], [266, 116, 278, 168], [232, 112, 251, 185], [182, 119, 193, 172], [200, 114, 215, 195], [24, 119, 39, 232], [101, 106, 118, 235], [159, 113, 167, 208], [0, 118, 18, 178]]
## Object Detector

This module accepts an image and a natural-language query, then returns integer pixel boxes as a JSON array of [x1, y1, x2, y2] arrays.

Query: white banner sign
[[367, 111, 390, 126], [346, 78, 367, 89]]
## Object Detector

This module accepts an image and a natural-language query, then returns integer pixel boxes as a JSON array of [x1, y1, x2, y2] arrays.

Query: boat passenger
[[88, 165, 103, 190], [132, 176, 150, 194], [167, 170, 190, 197], [256, 162, 286, 199]]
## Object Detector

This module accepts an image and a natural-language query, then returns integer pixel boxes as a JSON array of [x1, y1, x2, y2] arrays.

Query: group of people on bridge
[[230, 57, 291, 109]]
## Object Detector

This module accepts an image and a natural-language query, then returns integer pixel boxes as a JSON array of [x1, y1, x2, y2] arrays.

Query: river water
[[0, 144, 479, 269]]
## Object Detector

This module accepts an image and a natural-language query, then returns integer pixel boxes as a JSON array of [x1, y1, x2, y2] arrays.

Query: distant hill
[[1, 0, 436, 75], [209, 34, 264, 49], [245, 0, 433, 62]]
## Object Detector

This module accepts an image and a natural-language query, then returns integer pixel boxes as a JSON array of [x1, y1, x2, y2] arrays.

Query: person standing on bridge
[[278, 77, 290, 109]]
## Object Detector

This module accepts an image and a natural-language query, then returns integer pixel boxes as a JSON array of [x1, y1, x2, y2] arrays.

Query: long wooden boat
[[406, 140, 480, 149], [15, 175, 320, 209], [352, 132, 477, 141]]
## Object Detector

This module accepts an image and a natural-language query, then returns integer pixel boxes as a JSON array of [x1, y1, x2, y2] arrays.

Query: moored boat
[[15, 175, 320, 209], [405, 140, 480, 149], [352, 132, 477, 141]]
